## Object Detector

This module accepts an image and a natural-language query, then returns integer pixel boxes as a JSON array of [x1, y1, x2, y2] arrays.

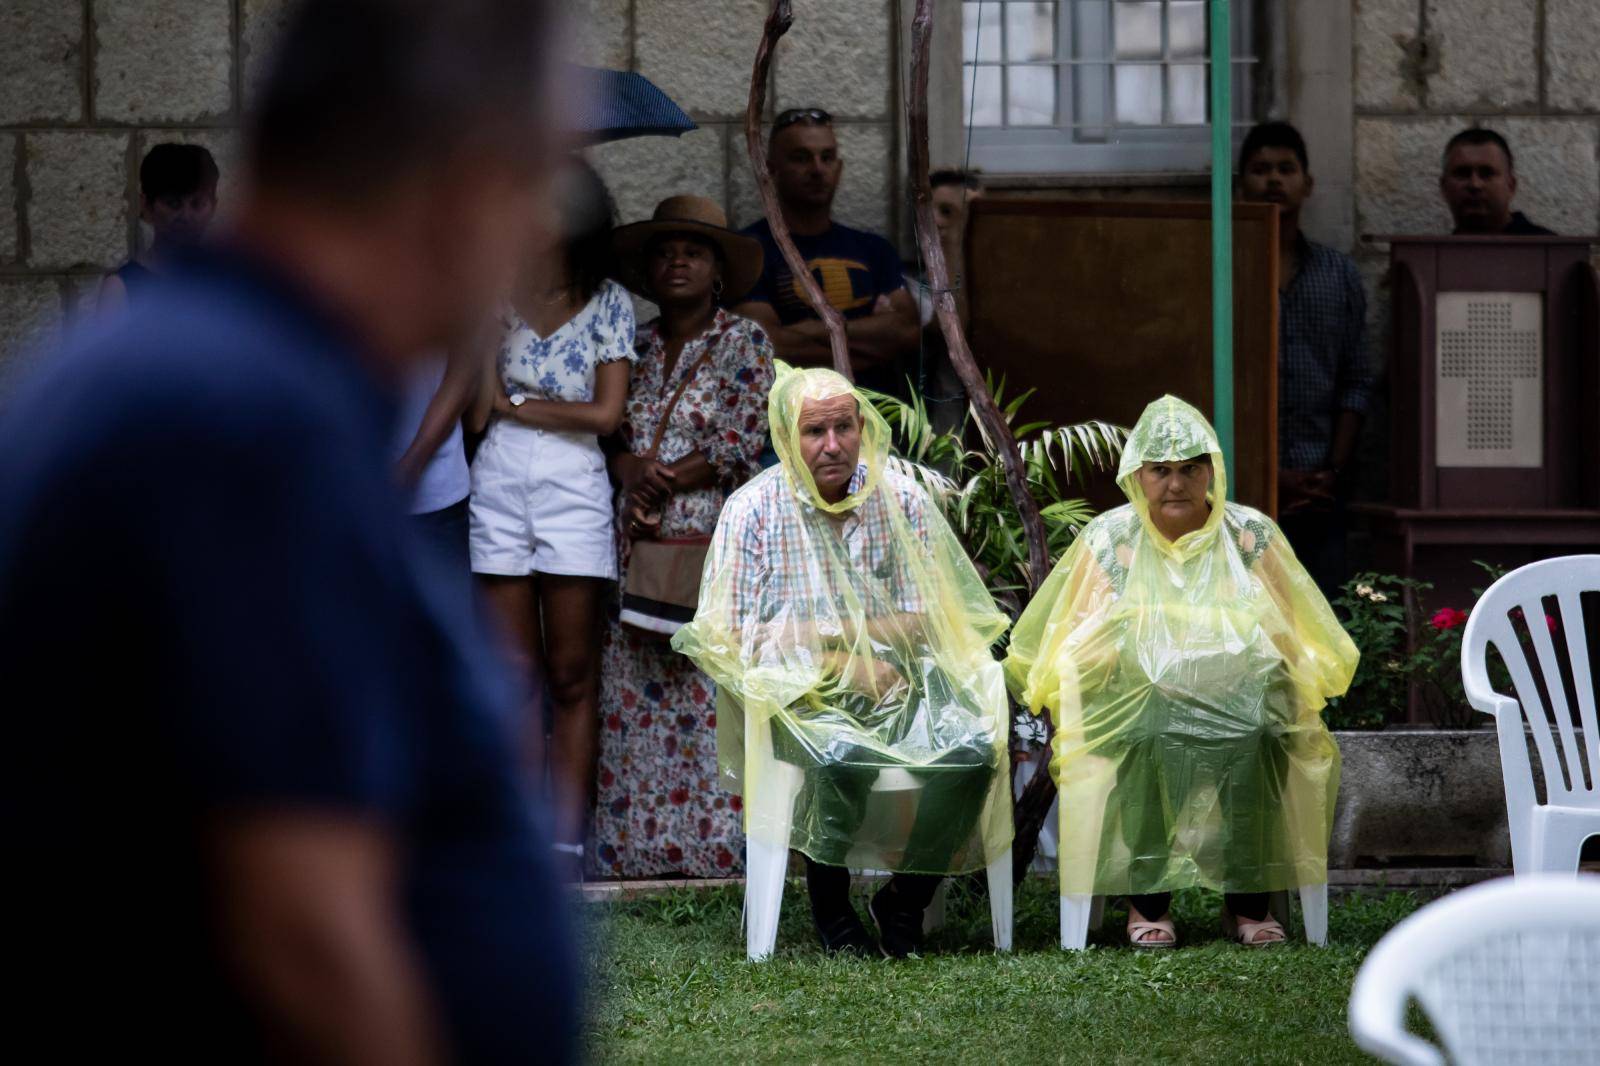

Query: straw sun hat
[[612, 195, 765, 302]]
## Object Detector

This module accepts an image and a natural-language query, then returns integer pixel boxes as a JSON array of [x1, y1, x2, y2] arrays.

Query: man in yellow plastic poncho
[[673, 364, 1012, 958], [1005, 396, 1357, 948]]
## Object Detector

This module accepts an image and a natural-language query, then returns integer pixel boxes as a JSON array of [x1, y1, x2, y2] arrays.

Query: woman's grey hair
[[248, 0, 555, 203]]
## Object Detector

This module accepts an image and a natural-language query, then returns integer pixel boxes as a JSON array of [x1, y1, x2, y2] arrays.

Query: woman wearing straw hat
[[589, 195, 775, 879]]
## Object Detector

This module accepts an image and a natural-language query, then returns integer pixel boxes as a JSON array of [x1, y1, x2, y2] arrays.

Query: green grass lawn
[[583, 877, 1419, 1064]]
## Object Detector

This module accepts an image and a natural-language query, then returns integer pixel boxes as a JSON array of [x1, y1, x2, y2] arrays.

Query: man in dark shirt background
[[0, 2, 576, 1062], [1440, 127, 1556, 236], [734, 108, 921, 399], [1238, 121, 1373, 597]]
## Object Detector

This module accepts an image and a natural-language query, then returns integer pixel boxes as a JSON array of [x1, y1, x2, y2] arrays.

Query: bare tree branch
[[744, 0, 852, 379], [906, 0, 1057, 880], [905, 0, 1048, 593]]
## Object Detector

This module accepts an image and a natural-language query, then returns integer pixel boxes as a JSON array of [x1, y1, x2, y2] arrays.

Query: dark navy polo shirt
[[0, 248, 576, 1063]]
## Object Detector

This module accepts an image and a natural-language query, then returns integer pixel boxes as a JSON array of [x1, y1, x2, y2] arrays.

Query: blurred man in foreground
[[0, 1, 575, 1062]]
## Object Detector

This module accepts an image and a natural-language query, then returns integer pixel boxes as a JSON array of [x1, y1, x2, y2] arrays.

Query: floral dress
[[588, 308, 775, 878]]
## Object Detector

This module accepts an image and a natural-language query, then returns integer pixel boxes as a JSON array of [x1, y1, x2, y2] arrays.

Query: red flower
[[716, 848, 734, 868], [599, 768, 615, 788], [669, 787, 690, 805], [665, 845, 683, 864], [1430, 607, 1469, 630], [729, 795, 742, 812], [621, 690, 637, 710], [605, 713, 623, 732]]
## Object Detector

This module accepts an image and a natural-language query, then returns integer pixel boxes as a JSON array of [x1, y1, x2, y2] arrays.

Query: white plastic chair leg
[[744, 748, 800, 961], [1060, 893, 1094, 949], [922, 879, 948, 933], [745, 837, 789, 961], [987, 846, 1013, 951], [1300, 883, 1328, 946], [1531, 812, 1600, 875]]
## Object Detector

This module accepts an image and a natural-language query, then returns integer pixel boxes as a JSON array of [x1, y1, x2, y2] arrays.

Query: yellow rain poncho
[[672, 364, 1013, 874], [1004, 396, 1357, 897]]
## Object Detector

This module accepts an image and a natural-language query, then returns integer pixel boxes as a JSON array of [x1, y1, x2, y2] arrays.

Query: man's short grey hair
[[248, 0, 555, 202]]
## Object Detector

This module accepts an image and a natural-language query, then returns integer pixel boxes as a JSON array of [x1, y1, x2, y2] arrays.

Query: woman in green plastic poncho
[[1005, 396, 1357, 948], [673, 364, 1013, 957]]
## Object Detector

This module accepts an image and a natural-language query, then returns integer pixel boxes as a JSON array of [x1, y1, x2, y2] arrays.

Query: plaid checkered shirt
[[716, 461, 931, 634], [1278, 235, 1373, 470]]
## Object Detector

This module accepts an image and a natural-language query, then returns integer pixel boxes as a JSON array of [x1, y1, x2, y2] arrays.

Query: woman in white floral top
[[466, 160, 635, 870], [588, 195, 774, 879]]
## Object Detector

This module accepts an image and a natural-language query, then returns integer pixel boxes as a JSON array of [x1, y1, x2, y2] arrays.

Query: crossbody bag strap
[[643, 345, 716, 460]]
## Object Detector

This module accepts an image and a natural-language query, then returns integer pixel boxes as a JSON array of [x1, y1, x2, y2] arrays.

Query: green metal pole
[[1209, 0, 1234, 493]]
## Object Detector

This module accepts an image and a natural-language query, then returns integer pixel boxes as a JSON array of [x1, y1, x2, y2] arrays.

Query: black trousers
[[774, 720, 995, 915]]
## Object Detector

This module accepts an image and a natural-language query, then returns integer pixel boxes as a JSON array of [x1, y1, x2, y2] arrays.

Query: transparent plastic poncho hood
[[1004, 395, 1358, 895], [672, 364, 1013, 874]]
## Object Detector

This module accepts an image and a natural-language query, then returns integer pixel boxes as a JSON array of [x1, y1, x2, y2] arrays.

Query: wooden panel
[[965, 198, 1279, 515], [1388, 239, 1600, 512]]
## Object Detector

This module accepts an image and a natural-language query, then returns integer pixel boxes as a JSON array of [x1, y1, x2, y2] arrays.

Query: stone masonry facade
[[0, 0, 902, 378], [1, 0, 1595, 390], [1350, 0, 1600, 372]]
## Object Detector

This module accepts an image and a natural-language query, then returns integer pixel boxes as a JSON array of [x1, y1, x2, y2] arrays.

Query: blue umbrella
[[568, 66, 697, 144]]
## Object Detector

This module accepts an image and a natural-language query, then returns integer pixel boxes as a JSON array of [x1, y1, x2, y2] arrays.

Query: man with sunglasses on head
[[734, 108, 921, 401]]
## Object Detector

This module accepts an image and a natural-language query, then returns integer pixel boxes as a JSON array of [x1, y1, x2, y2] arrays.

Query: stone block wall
[[1350, 0, 1600, 364], [0, 0, 901, 373], [0, 0, 283, 382], [588, 0, 901, 320]]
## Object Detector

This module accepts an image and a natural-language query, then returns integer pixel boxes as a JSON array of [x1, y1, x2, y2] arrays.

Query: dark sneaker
[[869, 885, 926, 959], [813, 908, 874, 956]]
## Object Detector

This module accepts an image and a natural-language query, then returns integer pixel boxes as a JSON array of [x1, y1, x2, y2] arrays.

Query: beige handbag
[[619, 348, 716, 637]]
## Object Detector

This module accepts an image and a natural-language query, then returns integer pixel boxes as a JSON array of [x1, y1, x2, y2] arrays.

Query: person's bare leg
[[535, 574, 604, 849], [477, 575, 546, 780]]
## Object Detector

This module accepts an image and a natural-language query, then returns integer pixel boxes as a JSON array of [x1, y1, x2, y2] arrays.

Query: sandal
[[1126, 903, 1177, 950], [1222, 909, 1286, 947]]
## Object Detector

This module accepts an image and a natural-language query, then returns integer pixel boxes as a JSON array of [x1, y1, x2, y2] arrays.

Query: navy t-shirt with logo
[[739, 217, 910, 397]]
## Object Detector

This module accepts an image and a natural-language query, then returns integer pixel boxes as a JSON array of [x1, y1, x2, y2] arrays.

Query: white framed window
[[962, 0, 1259, 174]]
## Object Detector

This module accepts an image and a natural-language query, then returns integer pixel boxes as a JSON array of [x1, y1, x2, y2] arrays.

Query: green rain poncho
[[672, 364, 1013, 874], [1004, 396, 1357, 897]]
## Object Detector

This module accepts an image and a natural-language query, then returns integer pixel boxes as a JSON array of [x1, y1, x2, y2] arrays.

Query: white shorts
[[469, 420, 617, 579]]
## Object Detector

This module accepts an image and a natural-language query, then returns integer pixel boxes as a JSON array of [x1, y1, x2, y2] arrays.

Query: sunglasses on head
[[774, 107, 833, 132]]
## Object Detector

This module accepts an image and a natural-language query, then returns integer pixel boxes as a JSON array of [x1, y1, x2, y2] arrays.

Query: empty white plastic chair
[[1461, 555, 1600, 875], [1349, 874, 1600, 1065], [744, 759, 1013, 960]]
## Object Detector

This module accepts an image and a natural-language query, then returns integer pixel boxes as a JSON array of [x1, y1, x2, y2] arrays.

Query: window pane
[[1169, 1, 1207, 59], [964, 64, 1003, 126], [1005, 2, 1056, 62], [1007, 64, 1057, 125], [1114, 64, 1162, 125], [963, 1, 1003, 62], [1169, 63, 1206, 124], [1113, 1, 1162, 60]]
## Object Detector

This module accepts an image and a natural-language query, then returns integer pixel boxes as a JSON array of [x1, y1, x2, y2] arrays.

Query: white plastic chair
[[745, 760, 1013, 960], [1462, 555, 1600, 876], [1348, 875, 1600, 1065]]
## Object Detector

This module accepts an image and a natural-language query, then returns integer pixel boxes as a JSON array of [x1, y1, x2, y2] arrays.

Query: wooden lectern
[[1357, 235, 1600, 612], [966, 199, 1281, 514]]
